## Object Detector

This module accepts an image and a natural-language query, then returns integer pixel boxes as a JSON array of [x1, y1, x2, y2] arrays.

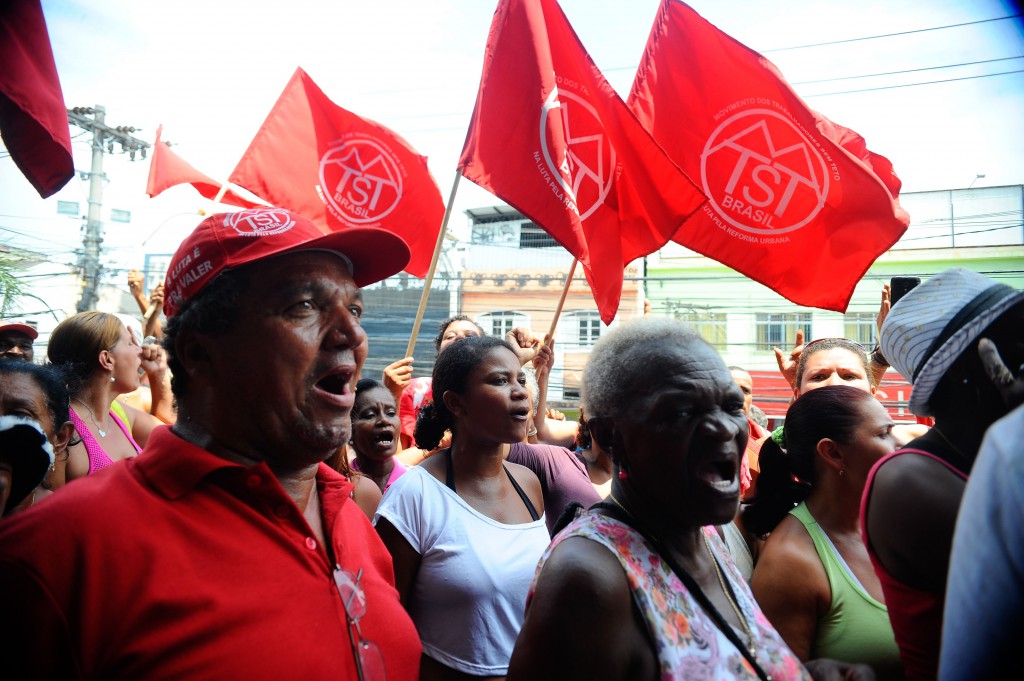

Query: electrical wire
[[807, 68, 1024, 96], [791, 55, 1024, 85], [761, 14, 1022, 52]]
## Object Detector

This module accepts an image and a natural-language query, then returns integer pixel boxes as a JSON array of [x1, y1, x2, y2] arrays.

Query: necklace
[[598, 495, 769, 681], [607, 491, 631, 517], [702, 532, 755, 652], [71, 397, 109, 437], [602, 491, 765, 667]]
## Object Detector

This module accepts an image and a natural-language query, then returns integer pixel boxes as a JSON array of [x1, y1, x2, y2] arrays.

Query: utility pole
[[67, 106, 149, 312]]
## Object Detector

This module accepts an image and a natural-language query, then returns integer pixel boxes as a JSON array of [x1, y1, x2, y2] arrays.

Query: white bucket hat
[[880, 268, 1023, 416]]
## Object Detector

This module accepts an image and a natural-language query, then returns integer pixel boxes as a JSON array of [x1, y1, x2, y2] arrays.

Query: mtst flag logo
[[319, 134, 405, 224], [703, 106, 830, 236]]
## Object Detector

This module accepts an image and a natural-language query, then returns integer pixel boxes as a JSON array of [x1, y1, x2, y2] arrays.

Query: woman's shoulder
[[504, 458, 544, 491], [350, 474, 382, 520], [868, 443, 968, 497], [539, 533, 630, 593], [755, 514, 826, 581]]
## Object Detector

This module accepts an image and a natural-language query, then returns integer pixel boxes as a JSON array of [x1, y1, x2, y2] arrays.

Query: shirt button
[[275, 505, 290, 519], [246, 475, 261, 488], [305, 537, 317, 551]]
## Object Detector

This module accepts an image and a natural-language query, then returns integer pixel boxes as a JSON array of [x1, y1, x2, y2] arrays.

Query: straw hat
[[880, 268, 1022, 416]]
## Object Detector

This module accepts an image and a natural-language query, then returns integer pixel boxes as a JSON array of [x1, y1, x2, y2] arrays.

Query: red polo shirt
[[0, 426, 421, 680]]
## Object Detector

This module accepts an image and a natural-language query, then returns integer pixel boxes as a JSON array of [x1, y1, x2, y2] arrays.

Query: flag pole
[[210, 184, 229, 205], [545, 257, 578, 345], [405, 171, 462, 358]]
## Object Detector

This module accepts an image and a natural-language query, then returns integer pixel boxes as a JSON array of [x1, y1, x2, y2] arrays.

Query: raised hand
[[773, 328, 805, 390], [383, 357, 415, 401]]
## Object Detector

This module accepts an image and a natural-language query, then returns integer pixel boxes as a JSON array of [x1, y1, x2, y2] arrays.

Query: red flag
[[629, 0, 909, 312], [0, 0, 73, 198], [458, 0, 706, 324], [229, 68, 444, 278], [146, 126, 261, 209]]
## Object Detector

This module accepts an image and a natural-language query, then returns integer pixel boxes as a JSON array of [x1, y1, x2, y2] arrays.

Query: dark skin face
[[351, 386, 400, 463], [0, 331, 34, 363], [597, 340, 749, 533], [0, 372, 74, 513], [178, 252, 367, 471], [445, 346, 531, 447]]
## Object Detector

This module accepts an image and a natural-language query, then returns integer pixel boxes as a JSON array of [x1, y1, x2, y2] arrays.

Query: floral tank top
[[532, 513, 810, 681]]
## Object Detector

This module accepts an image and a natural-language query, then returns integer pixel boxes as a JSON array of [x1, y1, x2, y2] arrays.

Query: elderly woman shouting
[[507, 318, 875, 681]]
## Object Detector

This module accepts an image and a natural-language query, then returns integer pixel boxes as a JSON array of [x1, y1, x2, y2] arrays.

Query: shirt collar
[[136, 426, 354, 501]]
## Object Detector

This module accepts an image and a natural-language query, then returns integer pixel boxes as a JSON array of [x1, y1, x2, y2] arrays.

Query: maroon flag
[[229, 68, 444, 278], [458, 0, 705, 324], [146, 126, 261, 209], [0, 0, 73, 198], [629, 0, 909, 312]]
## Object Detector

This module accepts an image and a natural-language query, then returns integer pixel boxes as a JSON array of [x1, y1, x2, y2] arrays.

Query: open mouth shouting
[[366, 427, 397, 456], [510, 406, 531, 422], [313, 366, 355, 409], [698, 455, 739, 495]]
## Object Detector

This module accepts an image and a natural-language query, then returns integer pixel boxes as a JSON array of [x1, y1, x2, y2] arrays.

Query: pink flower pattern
[[531, 514, 810, 681]]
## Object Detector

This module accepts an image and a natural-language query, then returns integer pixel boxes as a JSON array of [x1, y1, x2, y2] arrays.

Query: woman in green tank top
[[742, 385, 905, 680]]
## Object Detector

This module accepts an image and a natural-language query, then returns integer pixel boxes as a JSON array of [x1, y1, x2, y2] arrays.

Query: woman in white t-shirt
[[375, 335, 549, 680]]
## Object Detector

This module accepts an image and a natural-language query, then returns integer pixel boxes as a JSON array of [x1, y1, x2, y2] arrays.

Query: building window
[[477, 311, 529, 338], [755, 313, 812, 350], [843, 312, 876, 346], [670, 305, 727, 348], [519, 221, 559, 249], [558, 311, 603, 349], [577, 313, 601, 346]]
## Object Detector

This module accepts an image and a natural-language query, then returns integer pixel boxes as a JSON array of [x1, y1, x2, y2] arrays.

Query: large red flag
[[229, 68, 444, 278], [458, 0, 706, 324], [629, 0, 909, 312], [0, 0, 73, 198], [146, 126, 261, 209]]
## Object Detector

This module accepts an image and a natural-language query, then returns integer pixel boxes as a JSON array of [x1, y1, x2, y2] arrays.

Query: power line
[[808, 68, 1024, 96], [762, 14, 1022, 52], [792, 55, 1024, 85]]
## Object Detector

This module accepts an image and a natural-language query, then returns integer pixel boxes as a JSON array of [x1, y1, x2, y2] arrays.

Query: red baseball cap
[[0, 321, 38, 340], [163, 208, 411, 318]]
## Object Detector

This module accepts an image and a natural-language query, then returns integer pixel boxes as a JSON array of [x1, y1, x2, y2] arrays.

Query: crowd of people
[[0, 206, 1020, 681]]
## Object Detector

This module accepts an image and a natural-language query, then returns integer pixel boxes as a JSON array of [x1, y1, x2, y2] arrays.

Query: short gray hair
[[582, 318, 706, 419]]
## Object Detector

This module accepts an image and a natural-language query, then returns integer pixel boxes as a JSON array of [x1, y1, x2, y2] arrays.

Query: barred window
[[559, 311, 604, 349], [844, 312, 876, 346], [755, 313, 812, 350], [670, 305, 728, 348], [477, 311, 529, 338]]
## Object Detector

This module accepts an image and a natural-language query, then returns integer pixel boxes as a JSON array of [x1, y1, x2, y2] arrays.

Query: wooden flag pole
[[210, 183, 230, 205], [545, 257, 578, 346], [405, 171, 462, 358]]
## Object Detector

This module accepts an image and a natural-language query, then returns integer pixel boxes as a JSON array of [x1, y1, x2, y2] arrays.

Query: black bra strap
[[505, 465, 541, 521], [445, 449, 541, 522]]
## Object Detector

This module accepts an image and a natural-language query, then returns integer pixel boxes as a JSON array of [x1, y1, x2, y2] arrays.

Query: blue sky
[[2, 0, 1022, 282]]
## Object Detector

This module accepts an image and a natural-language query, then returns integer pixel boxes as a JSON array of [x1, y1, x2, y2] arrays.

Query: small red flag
[[229, 68, 444, 278], [629, 0, 909, 312], [458, 0, 705, 324], [146, 126, 261, 209], [0, 0, 73, 198]]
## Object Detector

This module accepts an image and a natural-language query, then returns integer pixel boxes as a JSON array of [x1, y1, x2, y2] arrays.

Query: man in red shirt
[[0, 208, 422, 680]]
